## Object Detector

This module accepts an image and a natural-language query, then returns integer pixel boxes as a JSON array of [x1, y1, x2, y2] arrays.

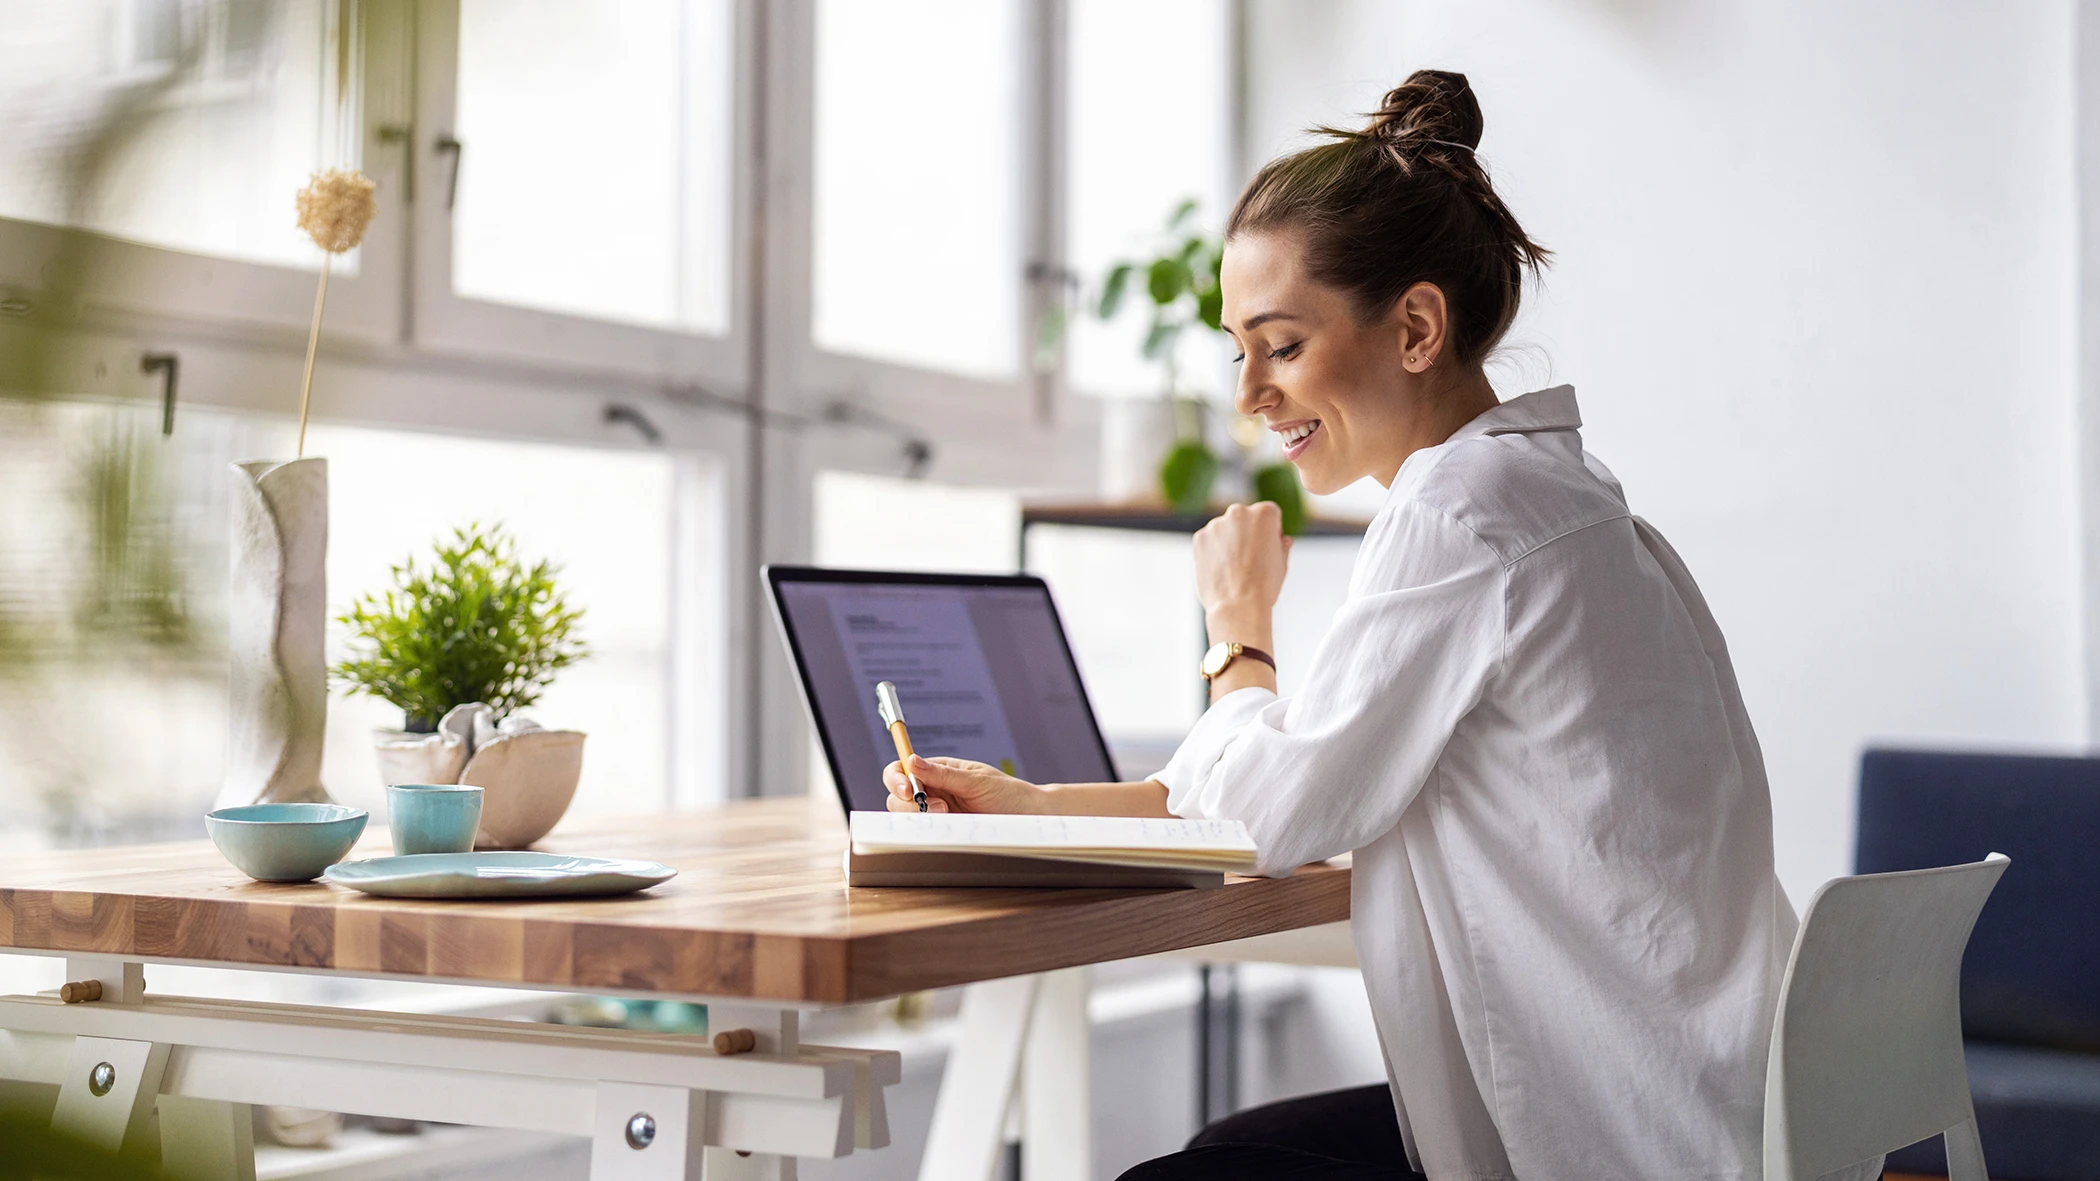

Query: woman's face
[[1220, 228, 1422, 495]]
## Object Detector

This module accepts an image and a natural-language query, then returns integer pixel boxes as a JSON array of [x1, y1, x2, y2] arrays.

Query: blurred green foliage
[[0, 9, 209, 676], [1252, 460, 1307, 536], [0, 1109, 180, 1180], [72, 417, 198, 651], [1160, 438, 1221, 516], [1094, 198, 1226, 384], [332, 523, 589, 728]]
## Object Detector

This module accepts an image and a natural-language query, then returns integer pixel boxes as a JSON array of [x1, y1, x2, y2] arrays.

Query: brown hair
[[1228, 70, 1549, 366]]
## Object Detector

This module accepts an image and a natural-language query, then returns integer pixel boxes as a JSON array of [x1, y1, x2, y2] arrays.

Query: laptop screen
[[768, 568, 1119, 812]]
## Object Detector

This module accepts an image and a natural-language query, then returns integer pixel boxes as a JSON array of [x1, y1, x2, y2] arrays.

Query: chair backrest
[[1764, 854, 2009, 1181], [1857, 748, 2100, 1050]]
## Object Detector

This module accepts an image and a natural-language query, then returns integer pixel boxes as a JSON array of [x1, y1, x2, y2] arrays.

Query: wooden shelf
[[1021, 501, 1370, 538]]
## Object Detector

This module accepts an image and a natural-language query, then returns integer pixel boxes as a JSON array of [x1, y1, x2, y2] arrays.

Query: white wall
[[1243, 0, 2086, 901]]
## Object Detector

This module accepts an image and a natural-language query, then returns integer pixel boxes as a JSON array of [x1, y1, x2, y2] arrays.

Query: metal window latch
[[434, 134, 464, 211], [142, 353, 178, 436], [1025, 260, 1081, 290], [377, 122, 414, 202], [604, 403, 664, 445]]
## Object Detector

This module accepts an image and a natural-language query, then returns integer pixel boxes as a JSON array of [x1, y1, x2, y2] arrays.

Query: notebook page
[[850, 811, 1257, 871]]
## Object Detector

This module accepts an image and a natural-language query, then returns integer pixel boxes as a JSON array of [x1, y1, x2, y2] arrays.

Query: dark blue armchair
[[1855, 749, 2100, 1181]]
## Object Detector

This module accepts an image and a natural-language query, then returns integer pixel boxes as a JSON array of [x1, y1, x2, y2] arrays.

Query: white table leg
[[159, 1095, 256, 1181], [1020, 968, 1092, 1181], [917, 974, 1042, 1181], [707, 1004, 800, 1054], [702, 1146, 797, 1180], [63, 957, 146, 1004], [50, 1034, 169, 1154], [702, 1003, 800, 1180], [593, 1081, 707, 1181]]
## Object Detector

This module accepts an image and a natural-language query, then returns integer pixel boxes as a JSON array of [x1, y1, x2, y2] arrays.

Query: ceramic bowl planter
[[374, 703, 585, 849]]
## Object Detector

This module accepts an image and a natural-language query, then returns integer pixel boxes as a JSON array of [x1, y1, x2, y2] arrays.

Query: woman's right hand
[[884, 755, 1047, 814]]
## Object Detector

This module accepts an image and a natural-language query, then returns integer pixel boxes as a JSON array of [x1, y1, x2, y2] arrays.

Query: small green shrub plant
[[332, 523, 588, 730]]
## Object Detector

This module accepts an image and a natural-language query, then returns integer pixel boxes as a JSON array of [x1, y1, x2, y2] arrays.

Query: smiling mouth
[[1276, 420, 1321, 457]]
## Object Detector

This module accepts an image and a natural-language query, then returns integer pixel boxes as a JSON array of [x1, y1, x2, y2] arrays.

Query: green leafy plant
[[1094, 200, 1307, 530], [332, 523, 588, 729], [1096, 198, 1225, 384]]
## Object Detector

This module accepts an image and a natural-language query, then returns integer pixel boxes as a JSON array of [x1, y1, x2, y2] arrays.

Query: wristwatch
[[1201, 641, 1276, 682]]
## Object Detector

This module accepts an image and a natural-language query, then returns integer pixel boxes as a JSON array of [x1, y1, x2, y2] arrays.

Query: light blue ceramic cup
[[206, 803, 369, 882], [387, 784, 484, 855]]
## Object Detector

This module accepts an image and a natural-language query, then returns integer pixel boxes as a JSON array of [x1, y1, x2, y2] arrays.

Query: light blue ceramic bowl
[[206, 803, 369, 882]]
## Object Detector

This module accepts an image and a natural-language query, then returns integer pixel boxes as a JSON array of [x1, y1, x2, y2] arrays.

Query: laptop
[[765, 565, 1120, 814]]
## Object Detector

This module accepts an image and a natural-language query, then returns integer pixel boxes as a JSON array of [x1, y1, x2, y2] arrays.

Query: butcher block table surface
[[0, 796, 1350, 1003]]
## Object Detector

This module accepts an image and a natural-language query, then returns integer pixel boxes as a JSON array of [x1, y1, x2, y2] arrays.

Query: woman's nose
[[1235, 364, 1277, 419]]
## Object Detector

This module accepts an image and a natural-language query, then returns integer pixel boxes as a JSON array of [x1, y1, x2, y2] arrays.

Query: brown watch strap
[[1206, 642, 1276, 680]]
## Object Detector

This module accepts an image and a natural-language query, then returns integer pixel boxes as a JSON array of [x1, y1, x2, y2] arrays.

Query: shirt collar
[[1446, 385, 1582, 444]]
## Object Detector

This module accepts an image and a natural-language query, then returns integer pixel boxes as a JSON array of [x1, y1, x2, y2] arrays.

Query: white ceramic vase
[[217, 458, 330, 810]]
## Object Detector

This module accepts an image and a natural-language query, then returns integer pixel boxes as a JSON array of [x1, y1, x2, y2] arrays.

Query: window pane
[[453, 0, 732, 335], [812, 0, 1023, 378], [0, 0, 354, 270], [1066, 0, 1231, 398], [0, 400, 709, 853], [813, 471, 1019, 574]]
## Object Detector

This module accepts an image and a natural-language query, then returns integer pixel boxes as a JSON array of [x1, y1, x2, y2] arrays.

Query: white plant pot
[[1098, 396, 1179, 503], [461, 728, 586, 849], [217, 458, 329, 809], [373, 706, 475, 788], [373, 703, 585, 849]]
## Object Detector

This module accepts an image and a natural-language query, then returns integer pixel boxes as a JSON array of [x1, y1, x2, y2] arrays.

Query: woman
[[887, 71, 1840, 1181]]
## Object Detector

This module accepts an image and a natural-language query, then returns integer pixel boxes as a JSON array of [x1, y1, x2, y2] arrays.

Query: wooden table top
[[0, 798, 1349, 1003]]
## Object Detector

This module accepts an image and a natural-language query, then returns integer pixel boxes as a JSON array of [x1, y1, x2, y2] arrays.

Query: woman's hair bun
[[1230, 67, 1546, 366], [1364, 69, 1484, 152]]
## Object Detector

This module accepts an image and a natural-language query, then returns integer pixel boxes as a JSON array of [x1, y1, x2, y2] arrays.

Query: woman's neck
[[1373, 368, 1500, 486]]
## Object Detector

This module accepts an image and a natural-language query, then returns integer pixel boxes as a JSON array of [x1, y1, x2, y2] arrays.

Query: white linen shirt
[[1157, 387, 1822, 1181]]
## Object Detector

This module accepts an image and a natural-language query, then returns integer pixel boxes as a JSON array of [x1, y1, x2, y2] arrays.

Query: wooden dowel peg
[[712, 1028, 756, 1055], [59, 980, 103, 1004]]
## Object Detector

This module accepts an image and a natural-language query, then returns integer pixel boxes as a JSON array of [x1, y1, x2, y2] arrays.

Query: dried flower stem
[[290, 168, 374, 458], [296, 256, 330, 459]]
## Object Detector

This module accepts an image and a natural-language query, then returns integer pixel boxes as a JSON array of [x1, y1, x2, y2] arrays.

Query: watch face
[[1201, 642, 1233, 678]]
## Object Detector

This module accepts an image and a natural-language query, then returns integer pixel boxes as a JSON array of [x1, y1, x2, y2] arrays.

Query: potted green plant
[[1095, 200, 1305, 530], [333, 523, 591, 848]]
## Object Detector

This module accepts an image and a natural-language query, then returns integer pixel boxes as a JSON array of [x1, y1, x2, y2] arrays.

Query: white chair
[[1765, 853, 2010, 1181]]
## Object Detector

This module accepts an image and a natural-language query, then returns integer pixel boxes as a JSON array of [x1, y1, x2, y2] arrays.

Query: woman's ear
[[1394, 282, 1449, 373]]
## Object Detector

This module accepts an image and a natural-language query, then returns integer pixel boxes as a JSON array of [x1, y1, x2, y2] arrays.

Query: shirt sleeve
[[1154, 499, 1505, 875]]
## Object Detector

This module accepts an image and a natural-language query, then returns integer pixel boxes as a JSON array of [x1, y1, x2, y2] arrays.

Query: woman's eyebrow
[[1237, 311, 1300, 332]]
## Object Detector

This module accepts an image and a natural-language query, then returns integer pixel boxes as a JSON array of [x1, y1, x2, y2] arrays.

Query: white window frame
[[0, 0, 402, 346], [404, 0, 755, 388], [760, 0, 1069, 438]]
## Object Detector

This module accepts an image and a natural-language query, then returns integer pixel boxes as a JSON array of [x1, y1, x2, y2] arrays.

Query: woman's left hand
[[1193, 501, 1292, 640]]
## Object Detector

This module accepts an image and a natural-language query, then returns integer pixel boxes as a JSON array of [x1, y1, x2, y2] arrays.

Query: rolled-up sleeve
[[1154, 500, 1505, 875]]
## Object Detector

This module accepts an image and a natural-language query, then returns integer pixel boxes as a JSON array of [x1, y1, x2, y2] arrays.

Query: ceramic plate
[[323, 852, 676, 899]]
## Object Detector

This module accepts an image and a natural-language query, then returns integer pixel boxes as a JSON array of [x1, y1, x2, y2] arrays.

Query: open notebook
[[845, 812, 1259, 888]]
